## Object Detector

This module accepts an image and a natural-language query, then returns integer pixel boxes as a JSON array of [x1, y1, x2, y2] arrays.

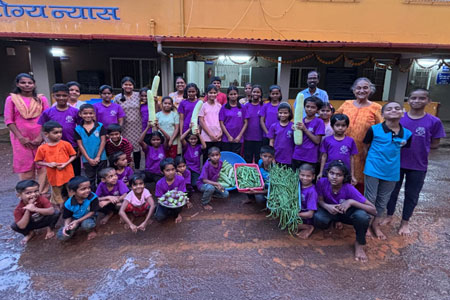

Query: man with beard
[[298, 71, 329, 117]]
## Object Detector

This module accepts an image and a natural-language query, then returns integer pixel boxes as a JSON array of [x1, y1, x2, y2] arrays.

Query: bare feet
[[99, 212, 114, 225], [296, 225, 314, 239], [203, 204, 213, 211], [334, 222, 344, 230], [398, 220, 411, 236], [175, 215, 183, 223], [354, 242, 368, 262], [371, 222, 387, 240], [380, 215, 394, 227], [45, 228, 55, 240], [21, 231, 35, 245], [87, 231, 97, 240]]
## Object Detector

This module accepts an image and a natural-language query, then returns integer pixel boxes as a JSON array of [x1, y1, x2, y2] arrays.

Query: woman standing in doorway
[[4, 73, 49, 194], [114, 77, 143, 169]]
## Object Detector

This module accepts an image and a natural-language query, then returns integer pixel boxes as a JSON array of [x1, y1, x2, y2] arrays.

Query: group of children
[[10, 74, 445, 262]]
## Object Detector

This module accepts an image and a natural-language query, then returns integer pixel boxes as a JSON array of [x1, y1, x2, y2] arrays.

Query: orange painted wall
[[1, 0, 450, 45]]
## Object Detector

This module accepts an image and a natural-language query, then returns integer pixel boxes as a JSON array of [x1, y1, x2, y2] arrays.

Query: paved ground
[[0, 126, 449, 299]]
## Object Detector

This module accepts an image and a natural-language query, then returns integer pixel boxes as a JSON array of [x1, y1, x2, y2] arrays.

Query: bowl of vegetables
[[234, 163, 264, 192], [219, 151, 246, 191], [158, 189, 189, 208]]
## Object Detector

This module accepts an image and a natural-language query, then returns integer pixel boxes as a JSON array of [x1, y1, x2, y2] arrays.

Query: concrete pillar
[[160, 55, 170, 96], [29, 42, 55, 100], [278, 62, 291, 102], [388, 59, 409, 103]]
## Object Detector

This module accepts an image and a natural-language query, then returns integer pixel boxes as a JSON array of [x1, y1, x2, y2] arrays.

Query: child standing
[[105, 124, 133, 166], [155, 158, 187, 223], [75, 104, 108, 191], [385, 89, 445, 236], [297, 164, 318, 239], [11, 180, 60, 244], [314, 161, 376, 262], [260, 85, 282, 146], [319, 102, 335, 137], [240, 82, 253, 105], [119, 173, 156, 232], [175, 156, 194, 200], [219, 86, 248, 154], [318, 114, 358, 185], [178, 83, 200, 136], [292, 96, 325, 171], [243, 85, 264, 163], [363, 101, 412, 240], [39, 83, 80, 176], [268, 103, 295, 167], [95, 167, 129, 225], [57, 176, 100, 241], [199, 84, 222, 161], [180, 126, 207, 189], [93, 85, 125, 130], [197, 147, 229, 210], [139, 127, 166, 184], [210, 76, 227, 105], [156, 96, 180, 158], [35, 121, 76, 206], [109, 151, 134, 185]]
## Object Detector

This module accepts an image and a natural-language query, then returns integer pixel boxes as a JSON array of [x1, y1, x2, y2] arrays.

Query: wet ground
[[0, 129, 449, 299]]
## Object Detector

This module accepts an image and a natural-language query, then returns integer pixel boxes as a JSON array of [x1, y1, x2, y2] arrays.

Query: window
[[289, 67, 317, 89], [110, 58, 158, 90], [214, 65, 251, 88]]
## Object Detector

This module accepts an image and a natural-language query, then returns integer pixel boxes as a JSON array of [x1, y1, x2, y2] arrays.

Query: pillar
[[278, 61, 291, 102], [29, 42, 55, 100], [388, 59, 409, 103], [160, 55, 170, 96]]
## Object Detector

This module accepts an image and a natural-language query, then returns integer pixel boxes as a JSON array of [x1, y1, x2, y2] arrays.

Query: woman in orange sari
[[336, 77, 382, 193]]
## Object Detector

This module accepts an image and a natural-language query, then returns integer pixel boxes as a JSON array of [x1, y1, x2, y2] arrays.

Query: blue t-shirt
[[63, 192, 100, 220], [258, 159, 272, 188]]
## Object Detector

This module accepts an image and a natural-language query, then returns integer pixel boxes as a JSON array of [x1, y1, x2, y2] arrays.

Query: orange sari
[[336, 100, 382, 184]]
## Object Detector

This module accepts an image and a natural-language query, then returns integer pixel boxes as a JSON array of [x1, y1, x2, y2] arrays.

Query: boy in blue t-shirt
[[243, 145, 274, 205], [57, 176, 100, 241], [363, 101, 412, 240]]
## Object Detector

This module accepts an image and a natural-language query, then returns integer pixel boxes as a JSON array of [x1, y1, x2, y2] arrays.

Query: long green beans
[[236, 166, 262, 189], [267, 164, 302, 234]]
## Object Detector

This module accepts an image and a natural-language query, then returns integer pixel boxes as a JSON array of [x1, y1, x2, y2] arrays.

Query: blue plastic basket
[[85, 98, 102, 105], [219, 151, 245, 191]]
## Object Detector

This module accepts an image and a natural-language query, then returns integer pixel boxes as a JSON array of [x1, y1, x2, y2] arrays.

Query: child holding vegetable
[[260, 85, 282, 146], [219, 86, 248, 155], [175, 156, 194, 201], [139, 125, 166, 184], [243, 85, 264, 163], [318, 114, 358, 185], [155, 158, 187, 223], [156, 96, 179, 159], [178, 83, 200, 136], [199, 84, 222, 162], [296, 163, 318, 239], [180, 124, 206, 189], [314, 161, 376, 262], [243, 145, 274, 205], [109, 151, 134, 185], [119, 173, 156, 232], [268, 103, 295, 167], [292, 96, 325, 171], [197, 147, 229, 210]]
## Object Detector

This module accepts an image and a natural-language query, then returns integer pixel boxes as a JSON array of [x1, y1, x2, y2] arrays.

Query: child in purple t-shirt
[[293, 96, 325, 171], [296, 163, 318, 239], [178, 83, 200, 135], [109, 151, 134, 185], [260, 85, 281, 146], [243, 85, 264, 163], [314, 161, 376, 262], [96, 167, 129, 225], [175, 156, 194, 203], [268, 103, 295, 167], [385, 89, 446, 236], [139, 124, 166, 184], [219, 86, 248, 155], [94, 85, 125, 131], [180, 124, 206, 189], [197, 147, 229, 210], [318, 114, 358, 185], [154, 158, 187, 223]]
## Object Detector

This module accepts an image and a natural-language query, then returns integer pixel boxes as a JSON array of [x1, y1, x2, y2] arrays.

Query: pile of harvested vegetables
[[266, 164, 302, 234], [218, 161, 235, 188], [236, 166, 262, 189]]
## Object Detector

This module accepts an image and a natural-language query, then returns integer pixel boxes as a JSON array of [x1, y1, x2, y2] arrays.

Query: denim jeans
[[57, 216, 97, 241], [200, 184, 229, 205], [154, 205, 182, 222]]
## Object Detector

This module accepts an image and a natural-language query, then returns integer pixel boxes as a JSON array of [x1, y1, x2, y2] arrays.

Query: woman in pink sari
[[4, 73, 49, 193]]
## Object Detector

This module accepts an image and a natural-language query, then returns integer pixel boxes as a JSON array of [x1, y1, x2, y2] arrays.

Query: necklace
[[109, 136, 122, 147]]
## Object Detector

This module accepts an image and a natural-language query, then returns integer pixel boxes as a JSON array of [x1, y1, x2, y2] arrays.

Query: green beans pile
[[236, 166, 262, 189], [266, 164, 302, 234]]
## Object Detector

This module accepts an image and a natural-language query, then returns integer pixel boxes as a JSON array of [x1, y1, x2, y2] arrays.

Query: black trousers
[[71, 148, 81, 176], [154, 205, 182, 222], [83, 160, 108, 191], [221, 142, 242, 155], [11, 211, 60, 236], [133, 151, 141, 170], [243, 141, 262, 163]]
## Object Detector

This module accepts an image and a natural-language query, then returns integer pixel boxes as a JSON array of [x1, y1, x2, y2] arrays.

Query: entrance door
[[187, 61, 205, 95]]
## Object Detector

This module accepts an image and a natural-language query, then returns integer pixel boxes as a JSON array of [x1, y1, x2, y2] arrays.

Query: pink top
[[125, 188, 151, 207], [198, 101, 222, 142]]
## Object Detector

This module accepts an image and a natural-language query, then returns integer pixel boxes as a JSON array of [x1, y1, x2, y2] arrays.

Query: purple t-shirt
[[219, 106, 246, 143], [400, 113, 445, 171], [181, 169, 192, 188], [155, 175, 186, 197], [316, 178, 366, 205], [38, 106, 79, 147], [117, 166, 134, 183], [93, 102, 126, 130], [95, 180, 129, 197], [301, 185, 318, 212], [320, 136, 358, 172], [196, 160, 223, 190], [267, 122, 294, 164], [140, 103, 152, 134], [259, 102, 280, 138], [293, 117, 325, 163], [244, 102, 263, 141], [144, 145, 165, 174], [183, 144, 202, 174], [178, 99, 199, 134]]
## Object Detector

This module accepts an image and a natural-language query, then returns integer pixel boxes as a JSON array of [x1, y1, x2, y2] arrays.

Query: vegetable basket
[[234, 163, 264, 192], [219, 151, 246, 191]]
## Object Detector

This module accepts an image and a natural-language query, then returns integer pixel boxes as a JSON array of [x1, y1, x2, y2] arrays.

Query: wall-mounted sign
[[0, 0, 120, 20], [436, 72, 450, 85]]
